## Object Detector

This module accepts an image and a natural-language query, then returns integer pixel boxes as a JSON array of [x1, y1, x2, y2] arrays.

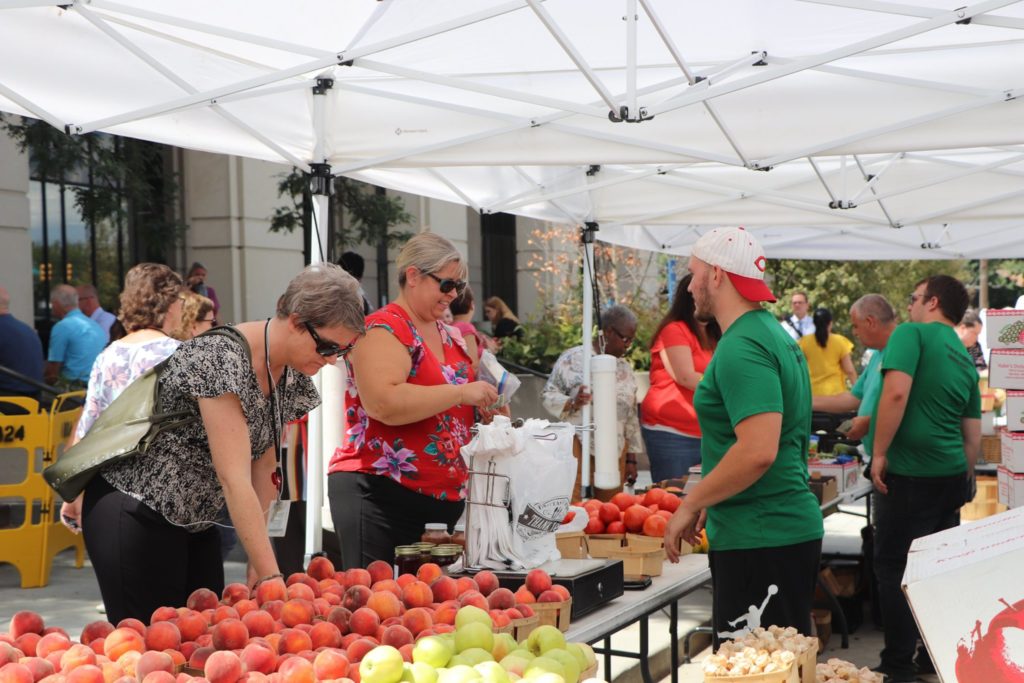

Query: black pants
[[708, 538, 822, 647], [873, 472, 964, 677], [328, 472, 464, 570], [82, 476, 224, 624]]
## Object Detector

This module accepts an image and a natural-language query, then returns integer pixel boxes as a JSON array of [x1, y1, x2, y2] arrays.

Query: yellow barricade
[[40, 392, 87, 585]]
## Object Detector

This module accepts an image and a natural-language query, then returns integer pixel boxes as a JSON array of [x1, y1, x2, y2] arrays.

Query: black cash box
[[491, 558, 624, 620]]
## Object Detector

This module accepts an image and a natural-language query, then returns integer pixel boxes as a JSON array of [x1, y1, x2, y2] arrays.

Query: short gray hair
[[51, 284, 79, 310], [851, 294, 896, 324], [961, 308, 982, 328], [396, 232, 467, 287], [601, 304, 637, 331], [277, 263, 365, 333]]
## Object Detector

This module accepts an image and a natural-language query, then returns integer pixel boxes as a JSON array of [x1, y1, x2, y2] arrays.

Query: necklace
[[264, 318, 284, 492]]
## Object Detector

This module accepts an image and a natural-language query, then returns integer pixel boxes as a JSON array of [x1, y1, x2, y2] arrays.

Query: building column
[[0, 132, 32, 322]]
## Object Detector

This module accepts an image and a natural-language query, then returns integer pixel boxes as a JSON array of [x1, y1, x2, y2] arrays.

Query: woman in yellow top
[[799, 307, 858, 396]]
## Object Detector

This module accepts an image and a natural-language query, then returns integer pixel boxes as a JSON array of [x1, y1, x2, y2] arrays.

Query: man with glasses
[[781, 291, 815, 341], [542, 304, 642, 500], [870, 275, 981, 682]]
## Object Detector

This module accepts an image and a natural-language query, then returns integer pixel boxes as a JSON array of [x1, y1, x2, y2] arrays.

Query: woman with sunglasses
[[80, 263, 364, 623], [328, 232, 500, 569]]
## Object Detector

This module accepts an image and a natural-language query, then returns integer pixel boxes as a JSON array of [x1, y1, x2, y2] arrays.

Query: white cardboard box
[[988, 349, 1024, 390], [807, 459, 860, 492], [903, 507, 1024, 683], [986, 309, 1024, 350], [1001, 430, 1024, 473], [997, 466, 1024, 508], [1006, 391, 1024, 432]]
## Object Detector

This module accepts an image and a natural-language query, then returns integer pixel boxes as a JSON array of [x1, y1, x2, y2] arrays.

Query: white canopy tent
[[3, 0, 1024, 557]]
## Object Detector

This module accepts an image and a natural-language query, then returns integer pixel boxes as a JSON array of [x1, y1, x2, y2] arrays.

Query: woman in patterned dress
[[328, 233, 499, 569], [81, 263, 364, 623]]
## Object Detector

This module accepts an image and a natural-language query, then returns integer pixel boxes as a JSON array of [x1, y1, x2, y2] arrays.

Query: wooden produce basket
[[532, 598, 572, 632], [625, 532, 690, 559], [555, 531, 588, 560], [605, 546, 664, 579], [493, 621, 515, 635], [581, 661, 598, 681], [512, 614, 539, 642], [704, 663, 798, 683], [796, 641, 819, 683], [982, 433, 1002, 464], [586, 533, 625, 558]]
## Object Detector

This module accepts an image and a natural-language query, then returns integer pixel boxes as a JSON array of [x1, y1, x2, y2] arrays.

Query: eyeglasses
[[200, 318, 216, 324], [609, 327, 635, 346], [424, 272, 467, 296], [303, 322, 355, 358], [909, 292, 926, 305]]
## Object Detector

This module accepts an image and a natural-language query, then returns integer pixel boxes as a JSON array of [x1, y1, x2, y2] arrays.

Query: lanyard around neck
[[264, 318, 284, 491]]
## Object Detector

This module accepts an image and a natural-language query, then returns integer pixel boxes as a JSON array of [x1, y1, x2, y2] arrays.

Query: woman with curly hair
[[60, 262, 185, 531], [171, 291, 216, 341]]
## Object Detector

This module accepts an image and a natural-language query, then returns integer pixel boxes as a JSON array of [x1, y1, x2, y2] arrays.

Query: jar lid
[[437, 544, 463, 550], [430, 547, 460, 557], [453, 523, 466, 532], [395, 546, 421, 556], [424, 523, 449, 531]]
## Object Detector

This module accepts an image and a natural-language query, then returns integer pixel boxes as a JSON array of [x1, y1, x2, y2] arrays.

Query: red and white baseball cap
[[691, 227, 776, 303]]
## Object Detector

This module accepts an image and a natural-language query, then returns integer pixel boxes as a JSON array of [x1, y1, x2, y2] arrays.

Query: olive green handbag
[[43, 326, 250, 501]]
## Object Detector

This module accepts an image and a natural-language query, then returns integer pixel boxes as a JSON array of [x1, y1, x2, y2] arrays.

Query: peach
[[35, 635, 71, 660], [486, 588, 515, 611], [60, 645, 97, 671], [14, 635, 40, 657], [149, 608, 178, 625], [175, 613, 208, 643], [240, 611, 275, 639], [394, 575, 416, 590], [550, 584, 571, 601], [19, 657, 54, 682], [195, 635, 213, 649], [114, 620, 145, 638], [87, 640, 105, 657], [504, 608, 523, 620], [344, 570, 371, 590], [400, 582, 432, 610], [365, 592, 401, 621], [0, 663, 35, 683], [233, 601, 257, 618], [307, 623, 341, 651], [369, 581, 402, 600], [187, 589, 220, 613], [141, 672, 175, 683], [276, 657, 313, 683], [454, 577, 478, 596], [457, 592, 487, 611], [279, 601, 315, 629], [64, 665, 103, 683], [163, 650, 185, 668], [343, 640, 375, 665], [324, 607, 351, 635], [321, 593, 341, 607], [276, 630, 312, 657], [430, 581, 457, 610], [100, 660, 124, 683], [221, 584, 250, 607], [347, 609, 379, 639], [399, 644, 414, 663], [134, 652, 173, 682], [179, 643, 198, 663], [203, 651, 242, 683], [537, 590, 562, 603], [338, 634, 360, 650], [432, 624, 453, 635], [211, 607, 239, 625], [43, 654, 62, 672], [415, 564, 442, 585], [473, 571, 499, 597], [312, 649, 348, 681], [379, 626, 412, 650], [144, 622, 181, 652], [259, 602, 283, 622], [515, 604, 534, 618], [365, 561, 393, 585], [254, 580, 287, 608], [399, 609, 432, 637], [340, 587, 371, 613], [525, 569, 552, 597], [9, 613, 44, 640], [284, 584, 315, 604], [432, 603, 457, 626], [188, 648, 215, 672], [0, 644, 21, 666], [306, 556, 335, 582], [113, 652, 140, 680], [489, 611, 511, 628], [239, 644, 276, 676], [513, 586, 535, 604], [210, 620, 248, 651]]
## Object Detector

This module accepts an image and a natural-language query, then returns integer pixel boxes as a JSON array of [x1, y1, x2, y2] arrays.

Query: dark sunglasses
[[303, 322, 355, 358], [609, 327, 635, 346], [424, 272, 467, 296]]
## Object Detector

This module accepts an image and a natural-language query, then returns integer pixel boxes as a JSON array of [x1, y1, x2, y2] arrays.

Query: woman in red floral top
[[327, 233, 499, 568]]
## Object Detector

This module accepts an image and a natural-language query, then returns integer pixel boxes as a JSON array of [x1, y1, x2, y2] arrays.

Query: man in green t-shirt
[[870, 275, 981, 682], [664, 227, 823, 643], [812, 294, 898, 455]]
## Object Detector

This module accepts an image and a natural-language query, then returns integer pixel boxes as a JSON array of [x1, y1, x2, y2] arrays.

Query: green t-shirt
[[694, 309, 824, 551], [851, 348, 884, 456], [875, 322, 981, 477]]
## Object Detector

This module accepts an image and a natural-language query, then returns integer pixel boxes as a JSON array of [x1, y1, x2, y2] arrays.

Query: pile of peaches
[[577, 487, 681, 537], [0, 559, 580, 683]]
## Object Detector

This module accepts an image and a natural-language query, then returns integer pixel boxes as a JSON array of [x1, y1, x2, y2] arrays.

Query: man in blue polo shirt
[[44, 284, 105, 390], [0, 286, 44, 402]]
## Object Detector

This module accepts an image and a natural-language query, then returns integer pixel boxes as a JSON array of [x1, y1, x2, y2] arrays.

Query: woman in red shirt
[[640, 274, 721, 483], [327, 233, 499, 569]]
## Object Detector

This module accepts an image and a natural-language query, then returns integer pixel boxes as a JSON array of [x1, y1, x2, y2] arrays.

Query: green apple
[[572, 643, 596, 671], [437, 664, 483, 683], [455, 622, 494, 654], [474, 661, 511, 683], [457, 648, 494, 666], [499, 654, 532, 678], [524, 656, 565, 681], [413, 636, 454, 669], [401, 662, 439, 683], [543, 650, 580, 683], [564, 644, 587, 673], [491, 633, 518, 662], [455, 606, 494, 630], [360, 645, 406, 683], [508, 649, 535, 662], [526, 626, 566, 657]]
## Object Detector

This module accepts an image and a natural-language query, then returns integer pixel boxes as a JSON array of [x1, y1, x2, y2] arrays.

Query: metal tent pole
[[580, 223, 597, 499]]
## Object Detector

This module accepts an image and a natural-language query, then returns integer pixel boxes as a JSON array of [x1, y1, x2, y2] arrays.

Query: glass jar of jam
[[451, 524, 466, 548], [412, 542, 436, 566], [394, 546, 422, 575], [421, 523, 451, 545], [430, 546, 460, 569]]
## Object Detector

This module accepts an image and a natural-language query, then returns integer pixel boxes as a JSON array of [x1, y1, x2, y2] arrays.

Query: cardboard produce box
[[997, 466, 1024, 509], [809, 474, 838, 506], [1000, 430, 1024, 473], [903, 507, 1024, 683], [988, 349, 1024, 390], [807, 459, 859, 492], [1005, 390, 1024, 432], [986, 309, 1024, 350]]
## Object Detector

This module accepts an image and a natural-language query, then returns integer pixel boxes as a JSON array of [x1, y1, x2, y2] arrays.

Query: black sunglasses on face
[[303, 322, 354, 358], [424, 272, 467, 296], [609, 327, 635, 346]]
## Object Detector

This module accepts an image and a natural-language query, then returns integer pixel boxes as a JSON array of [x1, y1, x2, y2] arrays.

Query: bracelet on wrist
[[253, 573, 283, 588]]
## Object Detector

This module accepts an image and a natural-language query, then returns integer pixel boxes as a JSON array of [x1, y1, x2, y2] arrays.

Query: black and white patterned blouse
[[101, 333, 320, 531]]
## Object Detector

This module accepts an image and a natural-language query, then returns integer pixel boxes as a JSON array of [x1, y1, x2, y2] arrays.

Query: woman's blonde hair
[[119, 263, 183, 333], [170, 291, 214, 341], [396, 232, 467, 287], [276, 262, 366, 333], [484, 296, 519, 324]]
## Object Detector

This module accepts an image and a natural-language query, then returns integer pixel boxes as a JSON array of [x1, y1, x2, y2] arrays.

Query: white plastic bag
[[477, 351, 522, 409]]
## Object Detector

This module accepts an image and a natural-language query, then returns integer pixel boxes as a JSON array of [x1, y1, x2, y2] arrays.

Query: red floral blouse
[[328, 303, 476, 501]]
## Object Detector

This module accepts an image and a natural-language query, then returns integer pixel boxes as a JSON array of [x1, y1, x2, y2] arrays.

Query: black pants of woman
[[328, 472, 464, 570], [82, 475, 224, 624]]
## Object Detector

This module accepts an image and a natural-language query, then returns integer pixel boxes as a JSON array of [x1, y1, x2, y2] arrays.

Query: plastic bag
[[477, 351, 521, 409]]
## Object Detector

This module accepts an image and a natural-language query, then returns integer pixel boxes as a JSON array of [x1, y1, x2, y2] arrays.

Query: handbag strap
[[196, 325, 252, 364]]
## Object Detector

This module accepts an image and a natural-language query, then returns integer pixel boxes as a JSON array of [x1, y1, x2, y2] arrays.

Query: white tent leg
[[580, 225, 597, 498]]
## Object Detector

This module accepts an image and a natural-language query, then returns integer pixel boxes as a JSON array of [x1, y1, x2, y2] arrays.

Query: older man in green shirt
[[665, 227, 822, 643]]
